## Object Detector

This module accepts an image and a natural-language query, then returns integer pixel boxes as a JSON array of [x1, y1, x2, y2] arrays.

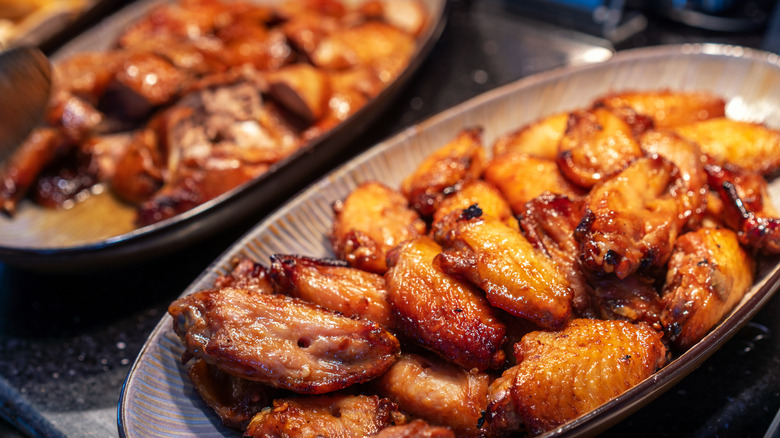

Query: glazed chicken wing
[[373, 419, 455, 438], [596, 90, 725, 129], [330, 181, 426, 274], [492, 112, 568, 160], [575, 155, 687, 279], [484, 319, 667, 436], [483, 152, 584, 215], [431, 179, 518, 230], [373, 352, 490, 436], [213, 257, 274, 294], [660, 228, 755, 350], [400, 128, 486, 217], [384, 236, 507, 371], [269, 254, 394, 328], [672, 118, 780, 175], [556, 107, 645, 189], [245, 394, 404, 438], [434, 205, 573, 330], [168, 287, 400, 394]]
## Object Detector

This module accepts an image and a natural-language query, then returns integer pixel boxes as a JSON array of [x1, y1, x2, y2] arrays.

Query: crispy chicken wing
[[373, 352, 490, 436], [587, 274, 663, 325], [269, 254, 394, 328], [492, 112, 568, 159], [434, 205, 573, 330], [575, 155, 687, 279], [185, 358, 275, 430], [673, 117, 780, 175], [330, 181, 426, 273], [557, 107, 645, 189], [168, 287, 400, 394], [483, 152, 584, 215], [431, 179, 518, 230], [384, 236, 507, 370], [400, 128, 487, 217], [596, 90, 725, 129], [660, 228, 755, 350], [484, 319, 667, 436], [245, 394, 404, 438]]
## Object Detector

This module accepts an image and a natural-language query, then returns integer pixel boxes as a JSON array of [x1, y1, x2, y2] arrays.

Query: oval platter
[[119, 44, 780, 437], [0, 0, 448, 271]]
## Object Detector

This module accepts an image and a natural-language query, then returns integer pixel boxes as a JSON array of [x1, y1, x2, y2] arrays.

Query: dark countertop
[[1, 0, 779, 437]]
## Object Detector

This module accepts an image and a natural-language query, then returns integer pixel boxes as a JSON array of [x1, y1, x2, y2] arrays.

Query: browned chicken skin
[[269, 254, 394, 328], [492, 112, 568, 160], [384, 236, 507, 371], [330, 181, 426, 274], [596, 90, 725, 129], [431, 179, 519, 230], [373, 352, 490, 436], [484, 319, 667, 436], [245, 394, 404, 438], [660, 228, 755, 350], [169, 287, 400, 394], [373, 419, 455, 438]]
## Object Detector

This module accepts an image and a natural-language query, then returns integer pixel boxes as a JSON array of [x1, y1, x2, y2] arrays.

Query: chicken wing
[[484, 319, 667, 436], [492, 112, 568, 160], [213, 257, 274, 294], [384, 236, 507, 371], [596, 90, 725, 129], [245, 394, 404, 438], [269, 254, 394, 328], [557, 107, 645, 189], [431, 179, 518, 230], [373, 352, 490, 436], [575, 155, 687, 279], [330, 181, 426, 273], [434, 205, 573, 330], [373, 419, 455, 438], [660, 228, 755, 350], [483, 152, 584, 215], [168, 287, 400, 394], [400, 128, 486, 217]]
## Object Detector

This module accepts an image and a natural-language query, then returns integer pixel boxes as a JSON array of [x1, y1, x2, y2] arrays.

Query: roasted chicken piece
[[484, 319, 667, 436], [705, 158, 780, 254], [185, 358, 275, 430], [330, 181, 426, 274], [483, 152, 584, 215], [660, 228, 755, 350], [384, 236, 507, 371], [373, 419, 455, 438], [575, 155, 687, 279], [213, 257, 274, 294], [587, 274, 663, 326], [434, 205, 573, 330], [638, 130, 708, 228], [373, 352, 490, 436], [431, 179, 518, 230], [269, 254, 394, 328], [596, 90, 725, 129], [264, 63, 332, 123], [492, 112, 568, 159], [168, 287, 400, 394], [400, 128, 486, 217], [672, 117, 780, 176], [245, 394, 404, 438], [557, 107, 645, 189]]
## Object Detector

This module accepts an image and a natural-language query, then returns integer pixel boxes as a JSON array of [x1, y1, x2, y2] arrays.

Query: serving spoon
[[0, 45, 51, 162]]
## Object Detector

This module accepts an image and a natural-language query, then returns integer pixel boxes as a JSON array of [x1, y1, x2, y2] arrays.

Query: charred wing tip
[[461, 204, 483, 220]]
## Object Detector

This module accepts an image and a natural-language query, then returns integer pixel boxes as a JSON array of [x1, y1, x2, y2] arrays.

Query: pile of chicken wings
[[169, 89, 780, 437]]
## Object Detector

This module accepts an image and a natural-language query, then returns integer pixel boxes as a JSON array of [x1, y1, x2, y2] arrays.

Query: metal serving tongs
[[0, 45, 51, 163]]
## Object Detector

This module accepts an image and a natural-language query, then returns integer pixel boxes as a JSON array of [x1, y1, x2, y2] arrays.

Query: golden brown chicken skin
[[672, 117, 780, 176], [373, 352, 490, 436], [185, 358, 276, 431], [213, 257, 275, 294], [492, 112, 569, 160], [575, 155, 687, 279], [596, 90, 725, 129], [384, 236, 507, 371], [434, 205, 573, 330], [483, 319, 667, 436], [483, 152, 584, 216], [330, 181, 426, 274], [372, 419, 455, 438], [245, 394, 404, 438], [431, 179, 518, 230], [168, 287, 400, 394], [557, 107, 645, 189], [660, 228, 755, 351], [269, 254, 394, 328], [400, 128, 487, 217]]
